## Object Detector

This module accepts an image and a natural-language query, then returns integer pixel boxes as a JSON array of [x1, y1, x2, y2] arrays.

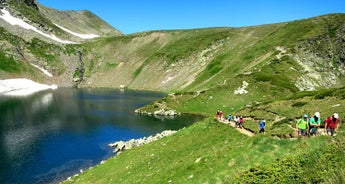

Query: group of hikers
[[216, 111, 248, 130], [296, 112, 341, 137], [226, 114, 245, 129], [216, 110, 341, 137]]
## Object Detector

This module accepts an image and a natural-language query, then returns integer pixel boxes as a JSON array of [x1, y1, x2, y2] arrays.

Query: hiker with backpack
[[309, 112, 321, 136], [296, 114, 309, 137], [227, 114, 233, 122], [258, 120, 266, 133], [234, 116, 239, 128], [238, 116, 244, 129], [324, 113, 341, 137]]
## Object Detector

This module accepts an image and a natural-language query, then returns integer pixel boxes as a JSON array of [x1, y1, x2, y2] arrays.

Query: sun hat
[[314, 112, 320, 118], [333, 113, 339, 119]]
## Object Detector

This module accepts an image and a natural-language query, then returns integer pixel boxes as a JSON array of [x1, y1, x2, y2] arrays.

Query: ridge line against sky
[[38, 0, 345, 34]]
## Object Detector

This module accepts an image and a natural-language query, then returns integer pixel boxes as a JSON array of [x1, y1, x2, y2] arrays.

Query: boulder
[[109, 141, 126, 153], [109, 130, 177, 153], [154, 109, 179, 116]]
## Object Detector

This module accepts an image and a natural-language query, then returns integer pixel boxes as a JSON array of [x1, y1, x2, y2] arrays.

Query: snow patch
[[30, 63, 53, 77], [0, 9, 76, 44], [234, 81, 249, 94], [54, 23, 99, 39], [0, 78, 57, 96]]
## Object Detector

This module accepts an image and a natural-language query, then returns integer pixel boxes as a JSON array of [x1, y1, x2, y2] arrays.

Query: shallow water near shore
[[0, 88, 203, 184]]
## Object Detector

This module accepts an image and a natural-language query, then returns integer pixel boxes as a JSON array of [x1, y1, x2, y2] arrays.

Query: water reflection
[[0, 88, 203, 184]]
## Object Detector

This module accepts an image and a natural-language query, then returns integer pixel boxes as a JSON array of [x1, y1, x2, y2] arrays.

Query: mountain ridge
[[79, 13, 345, 93], [0, 0, 122, 43], [0, 0, 123, 87], [0, 1, 345, 108]]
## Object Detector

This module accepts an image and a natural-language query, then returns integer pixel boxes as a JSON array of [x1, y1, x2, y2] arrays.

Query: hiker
[[296, 114, 309, 137], [238, 116, 244, 129], [234, 116, 239, 128], [216, 110, 220, 119], [324, 113, 341, 137], [309, 112, 321, 136], [227, 114, 232, 122], [258, 120, 266, 133]]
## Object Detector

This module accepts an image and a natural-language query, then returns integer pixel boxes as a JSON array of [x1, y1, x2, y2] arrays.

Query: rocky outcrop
[[154, 109, 179, 116], [293, 22, 345, 91], [135, 108, 180, 116], [24, 0, 38, 10], [234, 81, 249, 94], [108, 130, 177, 154], [1, 0, 39, 11]]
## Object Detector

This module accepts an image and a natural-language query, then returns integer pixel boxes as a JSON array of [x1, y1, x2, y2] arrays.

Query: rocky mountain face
[[0, 0, 122, 86], [293, 17, 345, 91]]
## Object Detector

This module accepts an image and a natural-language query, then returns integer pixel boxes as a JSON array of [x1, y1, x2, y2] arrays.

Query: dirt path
[[217, 118, 255, 137]]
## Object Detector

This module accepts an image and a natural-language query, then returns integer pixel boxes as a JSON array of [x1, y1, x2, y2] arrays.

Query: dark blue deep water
[[0, 88, 203, 184]]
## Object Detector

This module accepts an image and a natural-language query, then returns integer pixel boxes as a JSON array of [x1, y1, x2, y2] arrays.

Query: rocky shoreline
[[108, 130, 177, 154], [64, 130, 178, 183], [135, 108, 180, 116]]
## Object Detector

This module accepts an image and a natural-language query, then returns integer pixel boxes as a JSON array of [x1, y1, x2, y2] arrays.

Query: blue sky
[[38, 0, 345, 34]]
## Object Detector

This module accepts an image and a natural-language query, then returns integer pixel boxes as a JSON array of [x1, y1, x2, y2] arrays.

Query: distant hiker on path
[[309, 112, 321, 136], [219, 111, 223, 121], [227, 114, 232, 122], [234, 116, 239, 128], [238, 116, 244, 129], [216, 110, 223, 121], [216, 110, 220, 119], [258, 120, 266, 133], [325, 113, 341, 137], [296, 114, 309, 137]]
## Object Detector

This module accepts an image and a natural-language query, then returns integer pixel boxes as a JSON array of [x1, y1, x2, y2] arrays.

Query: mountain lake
[[0, 88, 203, 184]]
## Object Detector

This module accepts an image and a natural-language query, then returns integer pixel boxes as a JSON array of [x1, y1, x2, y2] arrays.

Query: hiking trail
[[217, 118, 255, 137]]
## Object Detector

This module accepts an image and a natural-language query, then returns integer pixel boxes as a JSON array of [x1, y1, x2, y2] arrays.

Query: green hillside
[[81, 14, 345, 94], [61, 14, 345, 183], [63, 85, 345, 183]]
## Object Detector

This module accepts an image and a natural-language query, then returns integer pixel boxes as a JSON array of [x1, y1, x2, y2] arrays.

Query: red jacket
[[325, 116, 341, 129]]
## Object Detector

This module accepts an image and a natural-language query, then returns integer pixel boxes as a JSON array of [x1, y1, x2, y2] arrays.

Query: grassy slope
[[136, 14, 345, 117], [64, 88, 345, 183], [65, 118, 344, 184]]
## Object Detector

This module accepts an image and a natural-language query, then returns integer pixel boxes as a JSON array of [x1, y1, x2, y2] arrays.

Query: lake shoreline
[[1, 88, 200, 184], [63, 129, 179, 183]]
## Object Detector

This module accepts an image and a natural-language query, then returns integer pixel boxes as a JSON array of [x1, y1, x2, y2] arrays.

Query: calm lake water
[[0, 88, 203, 184]]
